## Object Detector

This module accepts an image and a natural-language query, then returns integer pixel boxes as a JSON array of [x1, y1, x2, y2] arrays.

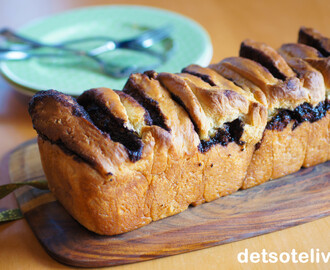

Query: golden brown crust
[[215, 57, 288, 112], [279, 43, 330, 93], [278, 44, 330, 83], [183, 64, 258, 100], [209, 62, 268, 107], [217, 57, 278, 88], [178, 73, 250, 133], [182, 65, 268, 140], [214, 57, 324, 114], [240, 39, 325, 106], [116, 90, 151, 134], [305, 58, 330, 93], [284, 58, 325, 101], [200, 143, 254, 201], [158, 71, 267, 144], [302, 116, 329, 167], [29, 90, 129, 176], [242, 122, 309, 189], [298, 26, 330, 57], [241, 130, 273, 189], [78, 88, 151, 136], [38, 137, 153, 235], [279, 43, 322, 59], [240, 39, 296, 80], [271, 122, 309, 178], [157, 72, 209, 139], [278, 43, 330, 165], [125, 72, 200, 155], [87, 88, 129, 123]]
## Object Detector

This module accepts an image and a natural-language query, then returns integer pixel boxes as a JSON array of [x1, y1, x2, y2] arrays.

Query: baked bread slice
[[30, 89, 157, 234], [28, 27, 329, 235], [278, 27, 330, 163], [298, 27, 330, 161], [208, 37, 327, 188], [278, 45, 329, 166], [210, 58, 307, 188], [240, 37, 328, 185], [157, 70, 266, 202]]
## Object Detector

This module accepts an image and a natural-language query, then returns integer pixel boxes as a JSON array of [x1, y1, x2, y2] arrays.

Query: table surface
[[0, 0, 329, 269]]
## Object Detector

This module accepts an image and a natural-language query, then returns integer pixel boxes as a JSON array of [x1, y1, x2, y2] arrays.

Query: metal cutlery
[[0, 25, 176, 77], [0, 25, 173, 52]]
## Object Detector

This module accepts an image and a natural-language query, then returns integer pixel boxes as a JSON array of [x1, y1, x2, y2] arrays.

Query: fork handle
[[0, 50, 79, 61], [1, 28, 43, 48], [0, 28, 83, 52]]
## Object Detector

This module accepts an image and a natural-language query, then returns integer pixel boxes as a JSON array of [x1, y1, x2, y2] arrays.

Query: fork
[[0, 26, 175, 77], [0, 25, 173, 53], [0, 49, 173, 78]]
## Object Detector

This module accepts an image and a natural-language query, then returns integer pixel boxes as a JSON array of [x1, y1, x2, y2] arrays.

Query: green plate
[[0, 5, 213, 96]]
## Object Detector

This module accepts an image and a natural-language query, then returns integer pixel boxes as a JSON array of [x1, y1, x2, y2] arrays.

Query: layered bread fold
[[29, 27, 329, 235]]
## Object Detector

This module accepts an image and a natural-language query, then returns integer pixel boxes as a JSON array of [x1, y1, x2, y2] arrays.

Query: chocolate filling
[[266, 101, 329, 131], [255, 140, 262, 151], [239, 43, 288, 81], [77, 93, 144, 162], [198, 119, 245, 153], [162, 86, 245, 152], [124, 75, 171, 132], [181, 68, 217, 86]]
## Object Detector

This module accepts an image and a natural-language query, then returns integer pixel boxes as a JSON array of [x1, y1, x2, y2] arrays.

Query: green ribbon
[[0, 208, 23, 222], [0, 180, 48, 200], [0, 179, 48, 222]]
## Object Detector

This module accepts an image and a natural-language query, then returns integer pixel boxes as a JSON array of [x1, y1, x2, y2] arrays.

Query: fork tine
[[130, 24, 173, 45]]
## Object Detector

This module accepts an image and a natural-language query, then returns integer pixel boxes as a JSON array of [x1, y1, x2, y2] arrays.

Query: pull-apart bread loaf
[[29, 27, 329, 235]]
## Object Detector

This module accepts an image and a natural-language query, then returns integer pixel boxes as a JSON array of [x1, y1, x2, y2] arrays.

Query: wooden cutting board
[[8, 139, 330, 268]]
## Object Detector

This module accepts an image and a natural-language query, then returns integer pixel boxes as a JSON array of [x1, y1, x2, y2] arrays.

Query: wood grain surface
[[1, 0, 330, 269], [8, 139, 330, 267]]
